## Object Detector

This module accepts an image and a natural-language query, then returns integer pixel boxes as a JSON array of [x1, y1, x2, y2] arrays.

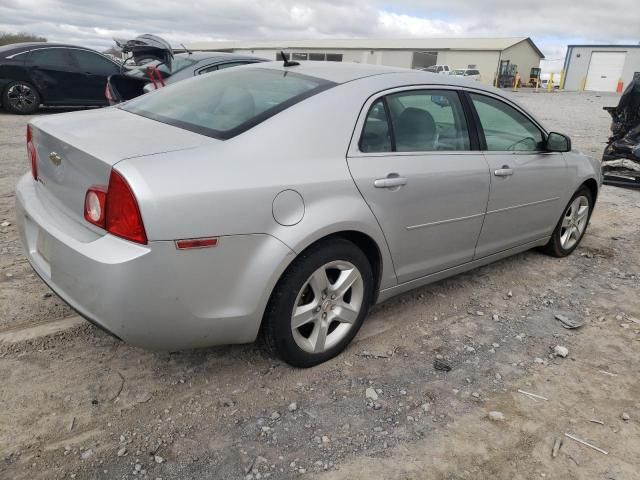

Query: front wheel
[[262, 238, 374, 368], [2, 81, 40, 114], [542, 187, 593, 257]]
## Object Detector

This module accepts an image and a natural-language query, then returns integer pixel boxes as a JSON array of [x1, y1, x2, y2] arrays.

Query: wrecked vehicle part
[[602, 75, 640, 188], [115, 34, 174, 68]]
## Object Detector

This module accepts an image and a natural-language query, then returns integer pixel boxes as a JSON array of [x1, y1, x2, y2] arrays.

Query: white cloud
[[1, 0, 637, 74]]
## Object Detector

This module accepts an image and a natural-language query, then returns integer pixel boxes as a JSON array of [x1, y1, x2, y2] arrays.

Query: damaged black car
[[602, 74, 640, 188]]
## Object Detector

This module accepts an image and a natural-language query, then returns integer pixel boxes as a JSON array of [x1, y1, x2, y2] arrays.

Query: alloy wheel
[[7, 83, 37, 112], [560, 195, 589, 250], [291, 260, 364, 354]]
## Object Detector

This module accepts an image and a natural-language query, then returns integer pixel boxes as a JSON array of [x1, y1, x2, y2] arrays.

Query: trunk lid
[[30, 107, 210, 228]]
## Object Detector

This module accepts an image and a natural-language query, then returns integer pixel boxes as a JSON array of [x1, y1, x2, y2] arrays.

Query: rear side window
[[69, 50, 119, 75], [470, 93, 543, 151], [122, 68, 335, 139], [28, 48, 73, 68], [360, 90, 470, 153], [360, 99, 392, 153]]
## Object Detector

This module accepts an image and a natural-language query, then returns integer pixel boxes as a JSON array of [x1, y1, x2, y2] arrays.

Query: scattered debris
[[621, 412, 630, 421], [365, 388, 378, 401], [487, 411, 505, 422], [154, 455, 164, 464], [288, 402, 298, 412], [80, 449, 94, 460], [117, 447, 127, 457], [552, 437, 563, 458], [517, 389, 548, 401], [0, 221, 10, 227], [598, 369, 618, 377], [555, 314, 584, 329], [434, 358, 452, 372], [68, 417, 75, 432], [553, 346, 569, 358], [564, 433, 609, 455], [358, 351, 389, 359], [109, 371, 125, 401], [590, 419, 605, 425], [136, 392, 152, 403]]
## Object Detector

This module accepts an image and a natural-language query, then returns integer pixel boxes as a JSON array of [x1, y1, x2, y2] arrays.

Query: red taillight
[[83, 170, 147, 244], [27, 125, 37, 180]]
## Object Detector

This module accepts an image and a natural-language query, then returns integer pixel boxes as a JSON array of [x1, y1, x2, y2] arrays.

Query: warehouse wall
[[501, 40, 542, 84], [435, 50, 501, 85], [563, 46, 640, 91]]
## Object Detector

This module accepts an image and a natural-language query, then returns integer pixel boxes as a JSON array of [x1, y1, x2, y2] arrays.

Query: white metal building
[[188, 37, 544, 86], [562, 44, 640, 92]]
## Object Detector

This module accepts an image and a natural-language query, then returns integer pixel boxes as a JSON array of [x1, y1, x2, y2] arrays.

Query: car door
[[347, 88, 491, 284], [26, 47, 80, 104], [468, 91, 568, 258], [68, 49, 121, 104]]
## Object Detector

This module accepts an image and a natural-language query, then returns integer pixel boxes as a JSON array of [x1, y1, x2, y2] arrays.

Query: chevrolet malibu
[[16, 61, 601, 367]]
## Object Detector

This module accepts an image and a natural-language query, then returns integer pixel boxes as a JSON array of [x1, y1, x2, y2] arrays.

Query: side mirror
[[546, 132, 571, 152]]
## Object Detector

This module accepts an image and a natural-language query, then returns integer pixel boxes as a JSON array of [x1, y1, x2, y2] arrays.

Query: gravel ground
[[1, 90, 639, 480]]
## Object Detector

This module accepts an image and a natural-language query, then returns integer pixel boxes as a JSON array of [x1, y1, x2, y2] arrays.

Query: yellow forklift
[[528, 67, 542, 87]]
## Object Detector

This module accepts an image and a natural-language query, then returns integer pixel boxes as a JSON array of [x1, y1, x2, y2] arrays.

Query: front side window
[[28, 48, 73, 68], [122, 68, 335, 139], [470, 93, 543, 151], [70, 50, 119, 75]]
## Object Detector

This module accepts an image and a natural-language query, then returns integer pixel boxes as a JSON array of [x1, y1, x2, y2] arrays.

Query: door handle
[[494, 166, 514, 177], [374, 176, 408, 188]]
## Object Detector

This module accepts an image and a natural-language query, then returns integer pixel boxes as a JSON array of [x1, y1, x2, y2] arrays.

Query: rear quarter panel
[[117, 78, 400, 289]]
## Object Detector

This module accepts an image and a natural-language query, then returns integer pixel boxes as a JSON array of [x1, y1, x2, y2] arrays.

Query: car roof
[[254, 61, 488, 86], [257, 60, 409, 83], [1, 42, 102, 58]]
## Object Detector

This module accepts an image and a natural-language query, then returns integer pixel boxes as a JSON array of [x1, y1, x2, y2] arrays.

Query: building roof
[[567, 44, 640, 49], [189, 37, 544, 58]]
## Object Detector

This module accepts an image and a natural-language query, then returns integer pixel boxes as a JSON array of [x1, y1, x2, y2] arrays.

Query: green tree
[[0, 32, 47, 47]]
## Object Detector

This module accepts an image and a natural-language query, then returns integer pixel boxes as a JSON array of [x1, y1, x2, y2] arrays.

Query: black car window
[[122, 68, 336, 140], [28, 48, 74, 68], [70, 50, 119, 75]]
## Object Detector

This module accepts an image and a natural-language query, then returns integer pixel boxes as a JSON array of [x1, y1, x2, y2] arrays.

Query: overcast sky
[[1, 0, 638, 71]]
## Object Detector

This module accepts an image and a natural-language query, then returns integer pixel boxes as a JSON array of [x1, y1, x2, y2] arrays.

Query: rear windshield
[[121, 67, 335, 139]]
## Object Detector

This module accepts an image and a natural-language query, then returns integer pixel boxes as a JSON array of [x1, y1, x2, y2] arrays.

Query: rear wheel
[[263, 238, 374, 368], [542, 187, 593, 257], [3, 81, 40, 114]]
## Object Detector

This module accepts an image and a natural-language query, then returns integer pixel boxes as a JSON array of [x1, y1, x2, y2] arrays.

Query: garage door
[[585, 51, 626, 92]]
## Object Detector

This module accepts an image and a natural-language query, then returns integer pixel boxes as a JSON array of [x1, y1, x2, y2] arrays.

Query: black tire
[[542, 186, 593, 257], [262, 238, 374, 368], [2, 80, 40, 114]]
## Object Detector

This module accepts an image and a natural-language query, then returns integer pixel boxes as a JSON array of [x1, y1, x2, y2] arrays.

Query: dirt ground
[[1, 90, 639, 480]]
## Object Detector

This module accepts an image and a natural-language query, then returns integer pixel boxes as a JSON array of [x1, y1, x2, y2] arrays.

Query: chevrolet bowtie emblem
[[49, 152, 62, 166]]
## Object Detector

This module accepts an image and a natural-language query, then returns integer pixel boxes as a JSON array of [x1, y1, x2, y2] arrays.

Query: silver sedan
[[16, 61, 602, 367]]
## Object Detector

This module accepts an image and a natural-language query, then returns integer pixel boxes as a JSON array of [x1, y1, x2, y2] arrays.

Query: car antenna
[[280, 50, 299, 67], [181, 43, 192, 55]]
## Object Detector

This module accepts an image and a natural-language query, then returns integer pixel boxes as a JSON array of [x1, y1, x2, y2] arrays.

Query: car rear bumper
[[15, 174, 295, 350]]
